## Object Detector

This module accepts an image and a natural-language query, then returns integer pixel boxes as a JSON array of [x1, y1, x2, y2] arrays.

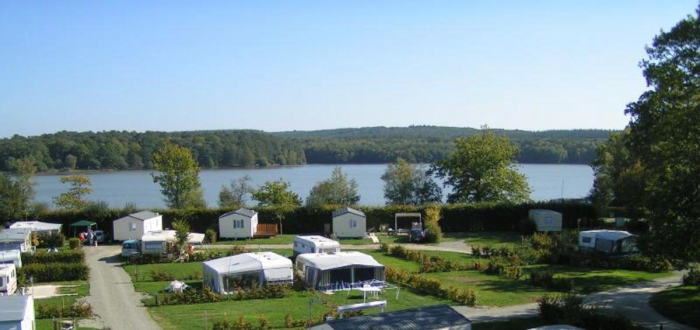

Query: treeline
[[0, 130, 306, 172], [279, 126, 610, 164]]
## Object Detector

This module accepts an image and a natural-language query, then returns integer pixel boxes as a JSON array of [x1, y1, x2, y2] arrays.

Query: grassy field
[[650, 285, 700, 328], [454, 231, 524, 247], [33, 281, 90, 308], [36, 319, 99, 330]]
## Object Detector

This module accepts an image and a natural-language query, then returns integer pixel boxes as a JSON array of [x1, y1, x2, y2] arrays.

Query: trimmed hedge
[[22, 251, 84, 265], [36, 301, 92, 319], [32, 202, 597, 237], [20, 263, 89, 282]]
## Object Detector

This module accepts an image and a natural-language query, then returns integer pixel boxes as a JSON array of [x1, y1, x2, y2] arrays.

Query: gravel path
[[83, 246, 161, 330], [453, 273, 692, 329]]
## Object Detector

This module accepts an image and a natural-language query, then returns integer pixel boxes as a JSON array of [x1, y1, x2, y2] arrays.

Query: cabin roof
[[332, 207, 365, 218]]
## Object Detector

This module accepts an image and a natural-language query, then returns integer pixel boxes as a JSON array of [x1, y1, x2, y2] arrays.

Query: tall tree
[[430, 127, 531, 203], [305, 166, 360, 207], [53, 174, 92, 210], [218, 175, 254, 208], [381, 158, 442, 205], [252, 179, 301, 234], [0, 158, 36, 219], [151, 143, 204, 209], [623, 6, 700, 263]]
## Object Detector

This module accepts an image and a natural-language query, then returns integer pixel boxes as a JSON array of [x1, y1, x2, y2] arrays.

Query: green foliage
[[485, 255, 523, 279], [150, 269, 176, 281], [36, 301, 92, 319], [35, 233, 66, 248], [0, 158, 36, 220], [20, 263, 89, 282], [22, 250, 84, 264], [158, 285, 290, 306], [68, 238, 81, 250], [305, 166, 360, 207], [431, 127, 531, 204], [381, 158, 442, 205], [151, 143, 205, 209], [172, 219, 191, 250], [252, 179, 301, 234], [683, 266, 700, 286], [383, 244, 478, 273], [218, 175, 254, 208], [205, 228, 217, 244], [53, 174, 93, 210], [423, 206, 443, 243], [538, 294, 636, 330], [385, 267, 477, 306], [518, 217, 536, 235]]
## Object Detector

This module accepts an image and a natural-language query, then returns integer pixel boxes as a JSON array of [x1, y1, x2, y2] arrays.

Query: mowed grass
[[456, 231, 524, 248], [650, 285, 700, 328], [147, 288, 449, 330], [34, 281, 90, 308]]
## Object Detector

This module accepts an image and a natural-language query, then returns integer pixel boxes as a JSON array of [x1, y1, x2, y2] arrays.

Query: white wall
[[113, 215, 162, 241], [529, 211, 562, 232], [219, 213, 257, 239], [333, 213, 366, 238]]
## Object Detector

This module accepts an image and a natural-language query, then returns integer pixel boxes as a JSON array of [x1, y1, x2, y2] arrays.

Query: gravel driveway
[[83, 245, 161, 330]]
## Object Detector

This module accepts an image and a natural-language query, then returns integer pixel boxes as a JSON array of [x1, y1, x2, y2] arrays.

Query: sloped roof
[[0, 295, 31, 322], [332, 207, 365, 218], [310, 305, 471, 330], [0, 228, 31, 242], [69, 220, 96, 227], [129, 211, 160, 221], [297, 251, 382, 271], [203, 252, 292, 274], [10, 221, 62, 232], [219, 208, 257, 219]]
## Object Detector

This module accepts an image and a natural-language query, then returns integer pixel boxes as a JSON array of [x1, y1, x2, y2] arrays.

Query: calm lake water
[[32, 164, 593, 208]]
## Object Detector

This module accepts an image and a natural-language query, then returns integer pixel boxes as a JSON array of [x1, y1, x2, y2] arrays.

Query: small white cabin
[[0, 264, 17, 295], [203, 252, 293, 294], [0, 295, 35, 330], [295, 251, 385, 291], [141, 230, 205, 255], [0, 250, 22, 269], [578, 230, 638, 255], [0, 229, 33, 253], [219, 208, 258, 239], [10, 221, 62, 236], [332, 207, 366, 238], [293, 236, 340, 257], [113, 211, 162, 241], [528, 209, 563, 232]]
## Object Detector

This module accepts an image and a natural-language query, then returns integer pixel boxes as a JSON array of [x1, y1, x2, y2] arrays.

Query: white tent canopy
[[141, 230, 205, 244], [203, 252, 293, 294], [297, 251, 382, 271], [10, 221, 62, 235]]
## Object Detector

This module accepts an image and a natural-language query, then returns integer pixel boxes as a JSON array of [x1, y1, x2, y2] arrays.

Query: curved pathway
[[453, 273, 692, 329], [83, 245, 161, 330]]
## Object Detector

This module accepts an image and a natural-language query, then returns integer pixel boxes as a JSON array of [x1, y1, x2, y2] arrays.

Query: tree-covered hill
[[274, 126, 614, 165], [0, 126, 614, 172]]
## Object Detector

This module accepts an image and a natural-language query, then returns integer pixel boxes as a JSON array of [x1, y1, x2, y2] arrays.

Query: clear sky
[[0, 1, 696, 137]]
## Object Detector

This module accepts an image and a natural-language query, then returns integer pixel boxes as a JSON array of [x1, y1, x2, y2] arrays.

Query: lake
[[32, 164, 593, 208]]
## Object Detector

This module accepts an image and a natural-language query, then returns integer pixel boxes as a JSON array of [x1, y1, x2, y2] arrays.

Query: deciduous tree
[[218, 175, 254, 208], [252, 179, 301, 234], [151, 143, 204, 209], [53, 174, 92, 210], [381, 159, 442, 205], [305, 167, 360, 207]]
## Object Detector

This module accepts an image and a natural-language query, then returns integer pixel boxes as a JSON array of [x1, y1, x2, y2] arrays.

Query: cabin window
[[233, 220, 244, 229], [130, 223, 136, 231], [350, 219, 357, 228], [293, 242, 298, 248], [0, 277, 3, 286], [582, 237, 592, 243]]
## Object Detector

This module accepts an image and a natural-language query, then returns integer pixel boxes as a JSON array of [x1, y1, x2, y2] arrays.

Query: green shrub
[[683, 266, 700, 285], [20, 263, 89, 282], [205, 229, 217, 244], [68, 238, 81, 250], [538, 294, 635, 330], [22, 250, 84, 264], [158, 285, 291, 306], [530, 268, 555, 287], [423, 206, 443, 243], [485, 255, 523, 279], [150, 269, 175, 281], [518, 217, 536, 234], [379, 242, 390, 252], [36, 301, 93, 319], [36, 233, 66, 248], [385, 267, 477, 306]]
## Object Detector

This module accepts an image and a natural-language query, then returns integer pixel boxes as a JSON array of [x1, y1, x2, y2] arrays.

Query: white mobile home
[[295, 251, 385, 291], [332, 207, 366, 238], [0, 250, 21, 269], [10, 221, 62, 236], [0, 229, 32, 253], [293, 236, 340, 257], [0, 264, 17, 295], [141, 230, 205, 255], [578, 230, 638, 255], [528, 209, 563, 232], [203, 252, 293, 294], [219, 208, 258, 239], [113, 211, 162, 241], [0, 295, 35, 330]]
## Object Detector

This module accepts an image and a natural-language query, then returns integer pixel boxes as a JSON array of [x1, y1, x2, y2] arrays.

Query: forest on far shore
[[0, 126, 613, 172]]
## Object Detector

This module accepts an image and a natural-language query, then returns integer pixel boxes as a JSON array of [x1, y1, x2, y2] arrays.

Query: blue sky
[[0, 1, 696, 137]]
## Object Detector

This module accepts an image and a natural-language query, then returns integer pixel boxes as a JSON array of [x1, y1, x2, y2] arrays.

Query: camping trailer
[[0, 250, 22, 269], [0, 264, 17, 295], [528, 209, 563, 232], [295, 251, 385, 291], [113, 211, 163, 241], [0, 229, 33, 253], [10, 221, 62, 236], [203, 252, 293, 294], [578, 230, 638, 255], [332, 207, 366, 238], [0, 295, 35, 330], [218, 208, 259, 239], [293, 236, 340, 256], [140, 230, 205, 255]]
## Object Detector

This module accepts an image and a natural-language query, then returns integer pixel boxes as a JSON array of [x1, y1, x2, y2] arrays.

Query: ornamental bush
[[20, 263, 89, 282], [36, 301, 93, 319], [22, 250, 84, 264], [36, 233, 66, 248]]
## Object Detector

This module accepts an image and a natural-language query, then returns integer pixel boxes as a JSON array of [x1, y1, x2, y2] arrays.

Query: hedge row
[[20, 263, 89, 282], [29, 201, 597, 237], [22, 251, 84, 265]]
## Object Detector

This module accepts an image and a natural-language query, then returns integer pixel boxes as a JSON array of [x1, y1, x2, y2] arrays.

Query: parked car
[[121, 240, 140, 258], [94, 230, 105, 243], [408, 229, 426, 243]]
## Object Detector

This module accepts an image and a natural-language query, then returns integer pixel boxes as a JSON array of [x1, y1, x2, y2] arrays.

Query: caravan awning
[[297, 251, 383, 271]]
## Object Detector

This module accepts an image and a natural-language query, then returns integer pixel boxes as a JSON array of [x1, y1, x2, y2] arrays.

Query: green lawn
[[147, 287, 448, 330], [420, 250, 478, 264], [455, 231, 525, 248], [337, 237, 375, 245], [34, 281, 90, 308], [650, 285, 700, 328]]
